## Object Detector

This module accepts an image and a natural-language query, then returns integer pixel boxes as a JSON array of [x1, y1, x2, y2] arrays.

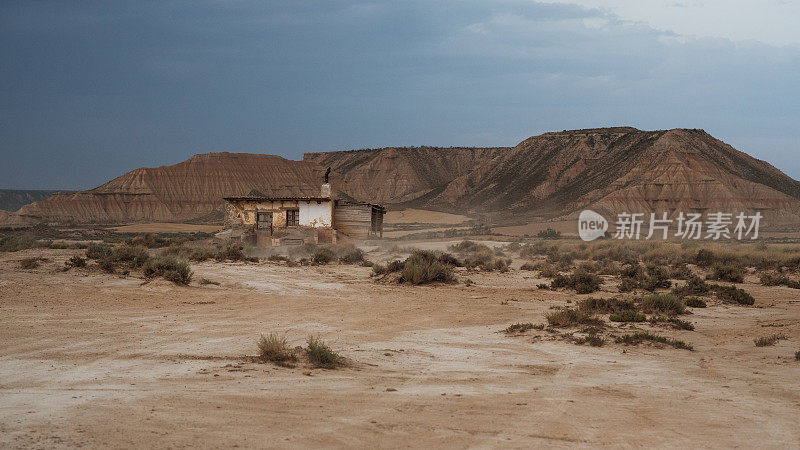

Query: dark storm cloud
[[1, 0, 798, 189]]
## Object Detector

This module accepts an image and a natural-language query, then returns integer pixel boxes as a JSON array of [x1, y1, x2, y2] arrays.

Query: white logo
[[578, 210, 608, 242]]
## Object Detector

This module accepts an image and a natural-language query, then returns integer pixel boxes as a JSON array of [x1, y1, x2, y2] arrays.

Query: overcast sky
[[1, 0, 799, 189]]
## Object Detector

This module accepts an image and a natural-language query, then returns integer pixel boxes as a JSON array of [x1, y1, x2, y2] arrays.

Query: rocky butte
[[7, 127, 800, 229]]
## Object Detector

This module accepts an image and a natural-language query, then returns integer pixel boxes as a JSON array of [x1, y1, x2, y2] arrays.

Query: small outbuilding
[[223, 183, 385, 246]]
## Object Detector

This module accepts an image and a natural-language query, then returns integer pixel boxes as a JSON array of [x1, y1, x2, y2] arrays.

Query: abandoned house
[[223, 183, 385, 246]]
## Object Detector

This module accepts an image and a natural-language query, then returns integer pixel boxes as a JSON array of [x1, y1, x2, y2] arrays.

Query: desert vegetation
[[754, 334, 787, 347], [256, 333, 343, 369], [372, 249, 457, 285], [84, 242, 193, 284], [257, 333, 298, 364]]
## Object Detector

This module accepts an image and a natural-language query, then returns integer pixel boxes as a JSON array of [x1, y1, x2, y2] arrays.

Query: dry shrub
[[551, 269, 602, 294], [215, 243, 255, 262], [649, 316, 695, 331], [577, 297, 635, 314], [449, 240, 509, 271], [618, 263, 671, 292], [760, 272, 800, 289], [85, 243, 113, 260], [126, 233, 170, 248], [711, 284, 755, 305], [707, 263, 745, 283], [258, 333, 297, 363], [312, 247, 335, 264], [142, 256, 193, 285], [336, 244, 365, 264], [609, 310, 646, 322], [754, 334, 786, 347], [306, 336, 341, 368], [159, 243, 215, 262], [672, 276, 710, 297], [684, 297, 707, 308], [66, 255, 87, 268], [695, 249, 715, 267], [545, 308, 602, 328], [20, 257, 44, 269], [400, 250, 455, 285], [574, 334, 604, 347], [0, 233, 40, 252], [639, 293, 686, 315], [616, 332, 693, 350], [503, 323, 542, 333]]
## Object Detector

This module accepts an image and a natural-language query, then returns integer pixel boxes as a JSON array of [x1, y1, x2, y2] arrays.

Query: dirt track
[[1, 247, 799, 448]]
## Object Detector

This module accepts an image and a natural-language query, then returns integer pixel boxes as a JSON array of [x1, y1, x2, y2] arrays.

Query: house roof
[[223, 196, 386, 212], [223, 196, 332, 202]]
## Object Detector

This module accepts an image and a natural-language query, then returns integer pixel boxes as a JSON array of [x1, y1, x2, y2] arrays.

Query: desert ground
[[1, 235, 799, 449]]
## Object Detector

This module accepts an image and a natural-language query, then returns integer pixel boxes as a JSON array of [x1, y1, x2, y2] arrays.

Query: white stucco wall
[[226, 199, 333, 228], [299, 200, 333, 227]]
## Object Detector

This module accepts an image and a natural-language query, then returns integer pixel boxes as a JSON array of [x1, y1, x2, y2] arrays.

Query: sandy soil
[[108, 223, 222, 233], [1, 247, 799, 448], [384, 209, 471, 225]]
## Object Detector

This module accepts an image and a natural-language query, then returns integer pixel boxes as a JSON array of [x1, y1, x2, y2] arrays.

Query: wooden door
[[257, 211, 273, 235]]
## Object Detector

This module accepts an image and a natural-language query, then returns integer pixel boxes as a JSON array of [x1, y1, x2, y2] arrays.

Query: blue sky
[[1, 0, 799, 189]]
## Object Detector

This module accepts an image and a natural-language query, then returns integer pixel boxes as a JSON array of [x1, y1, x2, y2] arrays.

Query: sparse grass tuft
[[609, 310, 646, 322], [20, 257, 45, 269], [616, 332, 693, 350], [650, 316, 695, 331], [754, 334, 786, 347], [578, 297, 635, 314], [66, 255, 87, 268], [258, 333, 297, 363], [575, 334, 604, 346], [503, 323, 542, 334], [199, 277, 220, 286], [684, 297, 707, 308], [306, 336, 341, 368], [142, 256, 192, 285], [546, 308, 602, 328]]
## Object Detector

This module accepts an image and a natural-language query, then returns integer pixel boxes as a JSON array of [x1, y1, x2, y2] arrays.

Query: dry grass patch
[[616, 332, 693, 350], [258, 333, 297, 364], [609, 310, 646, 323], [199, 277, 220, 286], [550, 269, 603, 294], [306, 336, 342, 368], [638, 293, 686, 315], [754, 334, 787, 347], [503, 323, 543, 334], [546, 308, 603, 328], [142, 256, 193, 285]]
